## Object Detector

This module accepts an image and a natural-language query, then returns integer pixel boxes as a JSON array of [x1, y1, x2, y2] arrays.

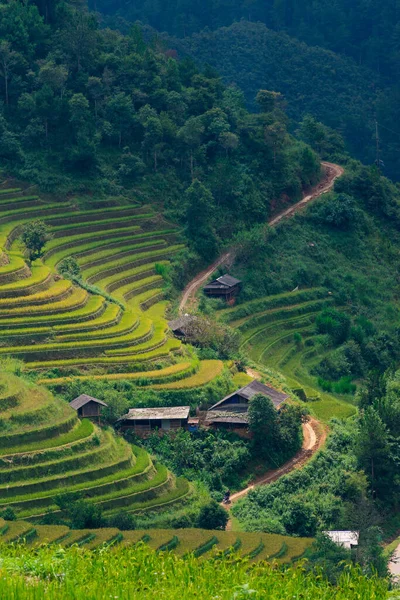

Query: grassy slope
[[216, 184, 400, 421]]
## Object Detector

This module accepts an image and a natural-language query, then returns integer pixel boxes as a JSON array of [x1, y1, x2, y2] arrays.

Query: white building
[[324, 530, 359, 549]]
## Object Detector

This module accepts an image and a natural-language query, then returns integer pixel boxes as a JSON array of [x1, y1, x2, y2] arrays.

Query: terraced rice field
[[0, 518, 313, 563], [0, 185, 221, 389], [219, 287, 357, 422], [0, 373, 193, 519]]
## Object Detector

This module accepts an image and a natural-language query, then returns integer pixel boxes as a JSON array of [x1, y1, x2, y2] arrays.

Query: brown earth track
[[179, 161, 344, 314], [230, 417, 326, 505], [224, 417, 327, 530]]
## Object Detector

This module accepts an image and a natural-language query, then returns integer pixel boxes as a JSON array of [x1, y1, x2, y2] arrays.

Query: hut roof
[[119, 406, 190, 422], [168, 314, 197, 334], [70, 394, 108, 410], [323, 531, 359, 549], [209, 380, 289, 411], [205, 410, 249, 425], [204, 274, 241, 290]]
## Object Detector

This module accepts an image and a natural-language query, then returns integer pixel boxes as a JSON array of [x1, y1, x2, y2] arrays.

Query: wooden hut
[[118, 406, 190, 437], [69, 394, 108, 424], [168, 315, 198, 339], [205, 381, 289, 433], [203, 274, 241, 300]]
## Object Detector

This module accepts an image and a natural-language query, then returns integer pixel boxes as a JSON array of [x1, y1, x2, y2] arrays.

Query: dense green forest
[[92, 0, 400, 182], [169, 22, 380, 169], [92, 0, 400, 78], [0, 0, 321, 255]]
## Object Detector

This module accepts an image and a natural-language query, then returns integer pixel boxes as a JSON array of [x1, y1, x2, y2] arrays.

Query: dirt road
[[389, 545, 400, 579], [224, 418, 326, 530], [229, 418, 324, 505], [179, 161, 344, 314]]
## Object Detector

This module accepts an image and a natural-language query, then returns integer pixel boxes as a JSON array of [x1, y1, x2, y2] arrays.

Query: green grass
[[31, 525, 70, 546], [26, 337, 182, 371], [0, 264, 50, 293], [310, 397, 357, 421], [54, 310, 136, 342], [45, 234, 171, 269], [0, 539, 386, 599], [232, 372, 253, 387], [0, 279, 72, 308], [0, 287, 89, 318], [151, 360, 224, 389], [227, 287, 358, 422], [44, 226, 142, 254], [38, 361, 194, 385], [219, 287, 329, 323], [50, 213, 154, 234], [82, 244, 183, 281]]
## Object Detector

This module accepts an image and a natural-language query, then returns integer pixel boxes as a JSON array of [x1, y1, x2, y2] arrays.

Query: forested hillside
[[168, 22, 379, 169], [0, 1, 320, 254], [92, 0, 400, 77], [0, 1, 399, 595], [92, 0, 400, 182]]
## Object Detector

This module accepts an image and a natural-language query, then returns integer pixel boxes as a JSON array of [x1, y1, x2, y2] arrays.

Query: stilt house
[[206, 381, 289, 432], [69, 394, 108, 423], [203, 274, 241, 300]]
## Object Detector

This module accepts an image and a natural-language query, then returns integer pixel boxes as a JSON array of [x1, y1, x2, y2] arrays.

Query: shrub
[[316, 308, 351, 344], [197, 501, 228, 530], [0, 507, 16, 521], [107, 511, 137, 531], [311, 193, 358, 229], [55, 495, 104, 530], [58, 257, 81, 278]]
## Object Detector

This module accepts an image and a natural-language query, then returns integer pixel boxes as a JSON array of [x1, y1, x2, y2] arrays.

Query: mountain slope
[[166, 21, 386, 173]]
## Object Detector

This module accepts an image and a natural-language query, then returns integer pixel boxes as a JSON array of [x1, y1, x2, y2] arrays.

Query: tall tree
[[0, 41, 18, 105], [185, 179, 218, 260], [355, 407, 391, 499], [248, 393, 280, 457]]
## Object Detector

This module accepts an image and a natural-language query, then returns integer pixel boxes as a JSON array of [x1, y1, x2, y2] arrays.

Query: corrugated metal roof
[[70, 394, 108, 410], [217, 275, 241, 286], [119, 406, 190, 421], [204, 274, 241, 289], [209, 380, 289, 411]]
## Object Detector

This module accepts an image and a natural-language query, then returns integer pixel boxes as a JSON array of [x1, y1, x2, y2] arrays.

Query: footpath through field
[[179, 161, 344, 314]]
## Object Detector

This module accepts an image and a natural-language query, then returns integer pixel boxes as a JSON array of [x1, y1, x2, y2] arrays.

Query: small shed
[[69, 394, 108, 423], [205, 381, 289, 432], [203, 274, 241, 300], [118, 406, 190, 436], [324, 531, 359, 549], [168, 314, 198, 338]]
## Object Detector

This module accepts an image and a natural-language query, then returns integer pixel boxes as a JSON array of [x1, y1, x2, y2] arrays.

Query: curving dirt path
[[179, 161, 344, 314], [230, 418, 324, 504], [224, 417, 326, 530], [389, 545, 400, 580]]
